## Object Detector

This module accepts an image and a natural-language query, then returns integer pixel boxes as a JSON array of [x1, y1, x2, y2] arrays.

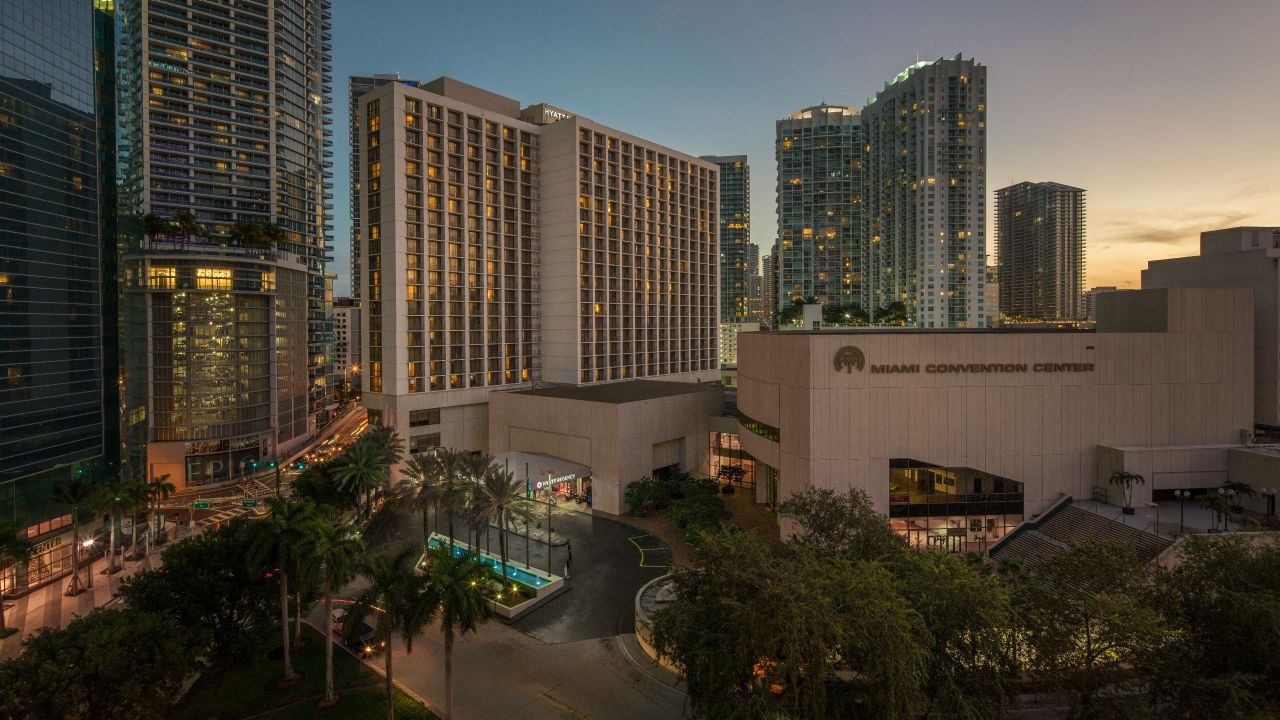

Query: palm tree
[[92, 475, 134, 575], [0, 521, 34, 637], [348, 547, 436, 720], [49, 473, 99, 594], [142, 212, 172, 246], [308, 522, 362, 710], [433, 448, 470, 550], [400, 453, 445, 552], [480, 466, 535, 581], [145, 474, 176, 553], [121, 476, 150, 561], [422, 546, 491, 720], [333, 441, 385, 519], [263, 222, 286, 250], [172, 209, 202, 250], [1108, 470, 1145, 514], [365, 425, 406, 498], [246, 497, 322, 684]]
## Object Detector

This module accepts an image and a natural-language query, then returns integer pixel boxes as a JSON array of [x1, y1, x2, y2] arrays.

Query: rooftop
[[760, 326, 1094, 336], [510, 380, 713, 404]]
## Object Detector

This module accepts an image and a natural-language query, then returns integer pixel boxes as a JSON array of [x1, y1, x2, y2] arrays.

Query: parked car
[[331, 607, 381, 657]]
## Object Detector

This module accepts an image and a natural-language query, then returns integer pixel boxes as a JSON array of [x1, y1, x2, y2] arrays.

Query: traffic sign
[[193, 500, 211, 510], [242, 499, 258, 508]]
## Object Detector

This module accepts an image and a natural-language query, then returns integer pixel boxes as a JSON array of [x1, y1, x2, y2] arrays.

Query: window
[[410, 433, 441, 454], [409, 408, 440, 427], [149, 266, 176, 289], [196, 268, 232, 290]]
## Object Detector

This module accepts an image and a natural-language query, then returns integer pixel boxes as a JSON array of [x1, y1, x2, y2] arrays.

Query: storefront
[[493, 451, 592, 502], [1, 522, 74, 595]]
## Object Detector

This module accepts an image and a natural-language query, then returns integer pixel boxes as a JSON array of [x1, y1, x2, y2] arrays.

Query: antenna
[[915, 50, 920, 63]]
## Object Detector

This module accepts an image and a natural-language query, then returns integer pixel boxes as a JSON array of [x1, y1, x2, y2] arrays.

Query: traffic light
[[249, 460, 279, 470], [293, 461, 307, 470]]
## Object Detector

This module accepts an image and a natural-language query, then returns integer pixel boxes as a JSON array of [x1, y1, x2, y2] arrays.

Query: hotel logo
[[834, 346, 865, 373]]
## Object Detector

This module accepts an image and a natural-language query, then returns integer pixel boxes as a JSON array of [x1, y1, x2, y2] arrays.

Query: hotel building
[[735, 287, 1255, 551], [701, 155, 751, 322], [995, 181, 1086, 321], [116, 0, 333, 486], [863, 54, 987, 328], [357, 78, 718, 458]]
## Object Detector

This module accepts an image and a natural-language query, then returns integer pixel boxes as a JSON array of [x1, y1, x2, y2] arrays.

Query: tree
[[263, 221, 286, 249], [142, 213, 172, 245], [778, 487, 907, 561], [875, 301, 911, 326], [365, 425, 406, 495], [333, 440, 387, 519], [1015, 540, 1165, 717], [478, 465, 535, 580], [246, 497, 322, 684], [307, 522, 363, 709], [228, 220, 265, 249], [400, 451, 451, 552], [651, 531, 928, 720], [121, 476, 149, 561], [1147, 534, 1280, 719], [822, 303, 868, 327], [0, 608, 198, 720], [778, 296, 818, 327], [171, 209, 202, 249], [457, 452, 494, 549], [1109, 470, 1146, 514], [144, 473, 175, 553], [293, 460, 360, 515], [347, 547, 436, 720], [91, 475, 134, 575], [120, 519, 277, 664], [422, 545, 492, 720], [0, 521, 33, 637], [49, 472, 99, 594], [892, 550, 1018, 719]]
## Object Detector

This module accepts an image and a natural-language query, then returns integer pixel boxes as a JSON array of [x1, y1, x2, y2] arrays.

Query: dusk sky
[[328, 0, 1278, 297]]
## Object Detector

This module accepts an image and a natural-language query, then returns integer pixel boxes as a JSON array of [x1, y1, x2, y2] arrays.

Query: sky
[[327, 0, 1280, 297]]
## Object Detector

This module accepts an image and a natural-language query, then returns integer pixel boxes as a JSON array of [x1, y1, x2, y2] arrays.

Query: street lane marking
[[627, 533, 671, 568]]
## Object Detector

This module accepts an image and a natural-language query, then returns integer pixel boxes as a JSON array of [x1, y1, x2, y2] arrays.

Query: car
[[331, 607, 381, 657]]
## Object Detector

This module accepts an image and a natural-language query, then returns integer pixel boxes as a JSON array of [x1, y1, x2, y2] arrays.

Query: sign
[[242, 499, 258, 508], [835, 345, 1095, 375], [193, 500, 211, 510], [535, 473, 576, 491]]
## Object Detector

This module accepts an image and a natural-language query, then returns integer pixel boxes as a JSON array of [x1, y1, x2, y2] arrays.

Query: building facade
[[332, 296, 360, 387], [863, 54, 987, 328], [775, 105, 863, 312], [762, 252, 777, 327], [701, 155, 750, 322], [357, 78, 719, 457], [1143, 227, 1280, 428], [1, 0, 104, 592], [995, 181, 1086, 321], [1083, 286, 1117, 321], [348, 73, 421, 361], [116, 0, 333, 486], [735, 288, 1253, 551]]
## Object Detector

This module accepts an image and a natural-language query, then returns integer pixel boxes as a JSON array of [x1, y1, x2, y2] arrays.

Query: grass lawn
[[177, 624, 435, 720]]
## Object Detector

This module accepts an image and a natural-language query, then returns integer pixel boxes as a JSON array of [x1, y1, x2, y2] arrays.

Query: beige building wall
[[735, 288, 1254, 517], [489, 384, 723, 515]]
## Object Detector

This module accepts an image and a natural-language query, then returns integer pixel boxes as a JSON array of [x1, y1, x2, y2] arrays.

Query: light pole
[[1147, 501, 1161, 540], [1262, 487, 1277, 525], [1173, 489, 1191, 533]]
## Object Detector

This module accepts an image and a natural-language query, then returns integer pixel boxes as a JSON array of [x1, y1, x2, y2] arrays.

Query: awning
[[492, 451, 591, 492]]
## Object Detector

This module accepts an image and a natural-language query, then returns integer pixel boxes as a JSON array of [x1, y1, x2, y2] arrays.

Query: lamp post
[[1173, 489, 1191, 533], [1147, 501, 1161, 540], [1261, 487, 1277, 526]]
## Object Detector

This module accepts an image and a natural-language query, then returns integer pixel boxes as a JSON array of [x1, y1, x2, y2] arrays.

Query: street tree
[[422, 545, 491, 720], [246, 497, 322, 684], [144, 473, 175, 554], [333, 440, 386, 518], [0, 608, 197, 720], [347, 546, 436, 720], [91, 475, 133, 574], [0, 521, 33, 637], [651, 531, 928, 720], [480, 465, 535, 580], [778, 487, 906, 561], [49, 472, 99, 594], [120, 518, 277, 664], [307, 521, 363, 709]]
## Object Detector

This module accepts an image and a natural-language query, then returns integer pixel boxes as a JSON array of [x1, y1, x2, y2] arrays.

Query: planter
[[1122, 506, 1136, 515], [632, 509, 647, 518]]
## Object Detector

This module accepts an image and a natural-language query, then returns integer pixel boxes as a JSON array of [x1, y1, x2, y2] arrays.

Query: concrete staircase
[[989, 501, 1171, 573]]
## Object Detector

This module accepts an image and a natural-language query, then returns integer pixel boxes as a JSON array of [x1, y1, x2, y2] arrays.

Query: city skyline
[[326, 0, 1278, 296]]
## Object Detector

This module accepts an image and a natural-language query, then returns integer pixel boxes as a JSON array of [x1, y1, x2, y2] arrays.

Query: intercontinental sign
[[835, 346, 1093, 375]]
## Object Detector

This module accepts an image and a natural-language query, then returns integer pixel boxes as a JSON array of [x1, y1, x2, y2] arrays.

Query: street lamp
[[1173, 489, 1191, 533], [1261, 487, 1277, 526], [1146, 501, 1161, 540]]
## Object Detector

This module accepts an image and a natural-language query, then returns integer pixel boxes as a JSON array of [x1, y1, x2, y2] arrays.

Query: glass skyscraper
[[0, 0, 103, 592], [995, 181, 1086, 321], [116, 0, 333, 488], [775, 105, 864, 312], [701, 155, 751, 322]]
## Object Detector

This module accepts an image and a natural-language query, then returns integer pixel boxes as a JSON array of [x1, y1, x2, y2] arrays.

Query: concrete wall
[[1143, 246, 1279, 427], [1227, 448, 1280, 515], [736, 288, 1254, 517], [489, 385, 722, 515]]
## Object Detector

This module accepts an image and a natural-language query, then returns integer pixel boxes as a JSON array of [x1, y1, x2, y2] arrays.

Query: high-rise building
[[332, 297, 360, 387], [1, 0, 104, 592], [349, 74, 422, 336], [357, 78, 718, 455], [116, 0, 333, 487], [995, 181, 1086, 321], [762, 252, 777, 326], [863, 54, 987, 328], [775, 105, 863, 311], [984, 265, 1001, 326], [701, 155, 750, 322]]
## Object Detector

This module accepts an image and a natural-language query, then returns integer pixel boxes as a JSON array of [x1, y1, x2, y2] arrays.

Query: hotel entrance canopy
[[492, 451, 591, 492]]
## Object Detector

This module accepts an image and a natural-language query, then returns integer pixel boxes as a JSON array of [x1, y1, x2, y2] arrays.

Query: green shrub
[[667, 493, 726, 530]]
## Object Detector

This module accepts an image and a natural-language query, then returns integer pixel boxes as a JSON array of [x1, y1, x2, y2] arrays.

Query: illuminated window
[[149, 266, 176, 289], [196, 268, 232, 290]]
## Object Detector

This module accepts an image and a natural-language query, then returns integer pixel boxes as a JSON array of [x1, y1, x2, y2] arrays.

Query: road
[[321, 507, 687, 720]]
